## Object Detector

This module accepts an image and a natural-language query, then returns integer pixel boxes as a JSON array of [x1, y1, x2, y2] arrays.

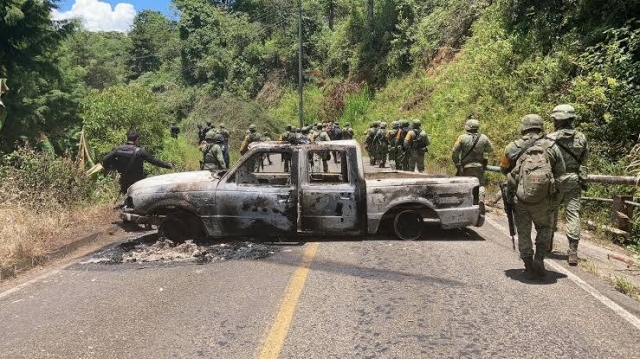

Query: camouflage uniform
[[396, 120, 411, 170], [404, 120, 430, 173], [365, 122, 380, 165], [451, 119, 494, 185], [239, 124, 262, 171], [387, 121, 399, 169], [200, 133, 226, 171], [375, 122, 389, 168], [547, 104, 588, 265], [279, 125, 293, 172], [341, 123, 354, 140], [313, 125, 331, 172], [262, 132, 273, 168], [500, 115, 566, 278], [218, 124, 231, 169]]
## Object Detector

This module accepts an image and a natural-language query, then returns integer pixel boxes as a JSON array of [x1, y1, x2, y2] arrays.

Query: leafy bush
[[0, 146, 96, 211], [81, 85, 169, 158]]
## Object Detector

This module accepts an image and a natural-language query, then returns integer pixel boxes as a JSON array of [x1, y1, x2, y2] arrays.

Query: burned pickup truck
[[121, 140, 484, 241]]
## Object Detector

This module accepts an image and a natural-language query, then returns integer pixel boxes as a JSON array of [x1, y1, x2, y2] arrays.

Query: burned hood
[[127, 171, 220, 194]]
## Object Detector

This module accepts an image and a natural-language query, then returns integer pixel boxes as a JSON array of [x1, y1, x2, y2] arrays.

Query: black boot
[[533, 245, 547, 278], [522, 257, 536, 279]]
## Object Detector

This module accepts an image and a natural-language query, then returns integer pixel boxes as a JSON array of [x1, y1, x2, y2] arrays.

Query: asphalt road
[[1, 161, 640, 358]]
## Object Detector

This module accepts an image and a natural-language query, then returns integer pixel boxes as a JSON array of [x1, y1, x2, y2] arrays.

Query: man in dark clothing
[[102, 131, 173, 194], [170, 123, 180, 138]]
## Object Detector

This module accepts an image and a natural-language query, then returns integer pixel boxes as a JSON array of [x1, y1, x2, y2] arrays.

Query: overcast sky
[[53, 0, 173, 32]]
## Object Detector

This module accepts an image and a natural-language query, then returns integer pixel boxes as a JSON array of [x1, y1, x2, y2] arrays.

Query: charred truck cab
[[121, 140, 484, 241]]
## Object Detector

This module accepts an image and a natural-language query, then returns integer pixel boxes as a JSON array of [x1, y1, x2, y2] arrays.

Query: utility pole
[[297, 0, 304, 129]]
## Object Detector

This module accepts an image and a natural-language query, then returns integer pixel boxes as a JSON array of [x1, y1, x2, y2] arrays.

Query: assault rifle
[[499, 182, 517, 250]]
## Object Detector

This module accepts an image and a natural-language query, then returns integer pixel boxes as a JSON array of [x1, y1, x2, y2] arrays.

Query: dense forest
[[1, 0, 640, 238]]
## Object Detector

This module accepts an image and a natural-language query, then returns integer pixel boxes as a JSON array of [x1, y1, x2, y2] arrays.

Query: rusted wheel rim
[[393, 210, 424, 241]]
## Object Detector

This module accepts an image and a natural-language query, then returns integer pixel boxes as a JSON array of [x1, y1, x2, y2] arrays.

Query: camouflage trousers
[[460, 166, 486, 186], [376, 149, 388, 167], [514, 199, 554, 260], [554, 174, 582, 246], [367, 145, 379, 165], [408, 151, 425, 172]]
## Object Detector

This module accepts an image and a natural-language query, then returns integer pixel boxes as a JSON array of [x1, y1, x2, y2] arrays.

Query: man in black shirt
[[102, 131, 173, 193]]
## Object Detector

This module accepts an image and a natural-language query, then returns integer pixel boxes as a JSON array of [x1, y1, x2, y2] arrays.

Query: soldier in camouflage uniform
[[376, 122, 389, 168], [279, 125, 293, 172], [396, 119, 411, 170], [500, 115, 566, 278], [313, 124, 331, 172], [200, 133, 226, 171], [547, 104, 588, 265], [218, 124, 231, 169], [239, 124, 262, 171], [387, 121, 400, 169], [262, 131, 274, 168], [451, 119, 494, 185], [404, 120, 430, 172], [365, 122, 380, 165], [341, 122, 354, 139]]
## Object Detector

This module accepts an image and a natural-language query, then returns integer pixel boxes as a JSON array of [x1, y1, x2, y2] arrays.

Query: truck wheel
[[393, 210, 424, 241], [158, 212, 203, 242]]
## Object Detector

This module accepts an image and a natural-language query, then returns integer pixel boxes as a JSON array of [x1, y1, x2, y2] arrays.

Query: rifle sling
[[547, 135, 583, 164], [460, 134, 481, 164]]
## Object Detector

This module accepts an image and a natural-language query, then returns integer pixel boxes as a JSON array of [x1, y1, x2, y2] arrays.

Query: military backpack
[[512, 140, 555, 204]]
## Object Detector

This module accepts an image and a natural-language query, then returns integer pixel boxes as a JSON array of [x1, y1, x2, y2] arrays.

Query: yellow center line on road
[[257, 242, 319, 359]]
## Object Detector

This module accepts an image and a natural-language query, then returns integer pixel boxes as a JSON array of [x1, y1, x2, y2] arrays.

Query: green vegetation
[[0, 0, 640, 247]]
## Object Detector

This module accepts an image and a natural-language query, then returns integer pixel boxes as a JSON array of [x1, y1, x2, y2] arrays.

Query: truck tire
[[393, 209, 424, 241], [158, 212, 204, 242]]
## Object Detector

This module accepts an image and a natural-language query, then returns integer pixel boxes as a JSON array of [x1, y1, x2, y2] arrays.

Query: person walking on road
[[102, 131, 173, 194], [218, 124, 231, 169], [376, 121, 389, 168], [451, 119, 494, 185], [500, 114, 566, 279], [404, 119, 430, 172], [547, 104, 589, 265]]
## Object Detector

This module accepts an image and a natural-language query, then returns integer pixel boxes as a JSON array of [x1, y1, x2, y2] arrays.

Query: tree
[[127, 10, 178, 80]]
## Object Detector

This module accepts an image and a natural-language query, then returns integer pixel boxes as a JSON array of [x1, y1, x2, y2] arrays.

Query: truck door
[[215, 149, 298, 237], [299, 148, 362, 235]]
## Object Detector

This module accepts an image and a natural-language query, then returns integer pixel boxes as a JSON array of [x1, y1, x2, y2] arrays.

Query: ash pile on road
[[84, 239, 279, 265]]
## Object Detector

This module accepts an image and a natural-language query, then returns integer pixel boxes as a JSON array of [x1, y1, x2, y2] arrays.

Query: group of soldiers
[[275, 122, 355, 172], [364, 119, 430, 172], [495, 104, 587, 279], [197, 121, 231, 171]]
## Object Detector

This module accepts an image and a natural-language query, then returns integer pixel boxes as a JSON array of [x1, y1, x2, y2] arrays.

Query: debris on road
[[82, 238, 279, 265]]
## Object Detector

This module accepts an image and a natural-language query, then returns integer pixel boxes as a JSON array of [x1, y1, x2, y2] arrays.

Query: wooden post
[[611, 195, 634, 233]]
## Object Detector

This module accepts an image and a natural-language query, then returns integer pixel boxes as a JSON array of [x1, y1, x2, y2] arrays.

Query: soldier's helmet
[[213, 134, 224, 143], [285, 124, 292, 131], [197, 124, 202, 129], [127, 130, 140, 141], [412, 119, 422, 128], [206, 121, 212, 127], [550, 104, 577, 121], [302, 126, 310, 134], [372, 121, 380, 128], [263, 132, 270, 138], [401, 119, 410, 128], [345, 122, 351, 127], [316, 124, 323, 130], [249, 124, 257, 132], [380, 122, 387, 129], [219, 123, 226, 128], [465, 119, 480, 131], [205, 131, 217, 141], [520, 114, 544, 133]]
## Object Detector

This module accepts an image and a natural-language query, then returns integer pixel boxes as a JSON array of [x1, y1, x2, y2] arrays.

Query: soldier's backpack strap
[[123, 148, 140, 174], [546, 135, 583, 164], [459, 134, 481, 163]]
